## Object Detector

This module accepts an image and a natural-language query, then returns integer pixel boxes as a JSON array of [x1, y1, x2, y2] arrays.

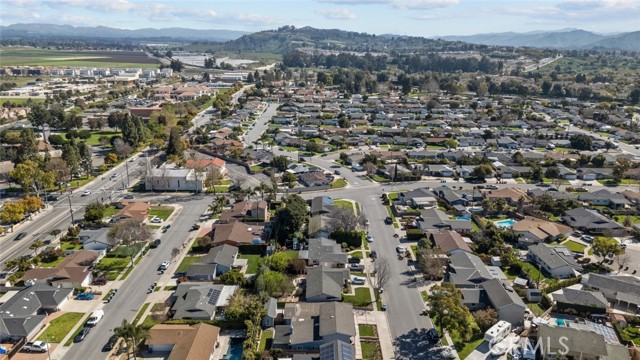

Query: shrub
[[331, 230, 363, 248], [406, 229, 426, 240]]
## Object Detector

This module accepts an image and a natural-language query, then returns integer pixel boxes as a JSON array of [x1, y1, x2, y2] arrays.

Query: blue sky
[[2, 0, 639, 35]]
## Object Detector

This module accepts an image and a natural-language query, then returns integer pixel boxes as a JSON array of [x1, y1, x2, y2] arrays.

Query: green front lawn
[[342, 287, 373, 308], [527, 302, 547, 317], [109, 243, 144, 258], [614, 215, 640, 225], [96, 257, 129, 271], [141, 314, 160, 329], [331, 178, 347, 188], [361, 341, 381, 360], [238, 254, 262, 274], [39, 256, 66, 268], [61, 242, 82, 251], [334, 199, 355, 214], [38, 312, 84, 343], [358, 324, 377, 337], [370, 175, 390, 183], [458, 338, 484, 360], [103, 205, 120, 218], [149, 206, 174, 220], [561, 240, 587, 253], [420, 290, 429, 302], [599, 179, 639, 186], [387, 192, 399, 201], [176, 256, 203, 273], [259, 329, 274, 352]]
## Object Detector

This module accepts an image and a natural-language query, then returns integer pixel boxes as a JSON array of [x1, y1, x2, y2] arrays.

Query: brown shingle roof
[[117, 201, 150, 221], [146, 323, 220, 360], [23, 250, 97, 284], [209, 222, 264, 246], [431, 230, 471, 254]]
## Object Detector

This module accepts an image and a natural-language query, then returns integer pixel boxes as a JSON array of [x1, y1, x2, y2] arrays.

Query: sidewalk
[[355, 310, 395, 360]]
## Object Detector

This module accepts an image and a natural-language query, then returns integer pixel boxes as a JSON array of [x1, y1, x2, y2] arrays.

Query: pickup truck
[[23, 341, 50, 353]]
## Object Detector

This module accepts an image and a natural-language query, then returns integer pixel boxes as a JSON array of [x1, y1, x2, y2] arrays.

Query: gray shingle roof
[[306, 267, 348, 301], [529, 243, 580, 270], [482, 279, 526, 310], [538, 324, 608, 357], [553, 288, 608, 309], [201, 244, 238, 268], [447, 252, 493, 286]]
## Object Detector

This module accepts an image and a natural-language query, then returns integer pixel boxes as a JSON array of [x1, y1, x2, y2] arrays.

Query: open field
[[0, 48, 160, 68], [0, 97, 46, 105]]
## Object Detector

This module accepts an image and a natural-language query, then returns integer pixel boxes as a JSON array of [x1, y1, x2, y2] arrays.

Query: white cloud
[[501, 0, 640, 22], [42, 0, 135, 11], [4, 0, 38, 6], [230, 13, 281, 25], [316, 8, 357, 20], [318, 0, 459, 8]]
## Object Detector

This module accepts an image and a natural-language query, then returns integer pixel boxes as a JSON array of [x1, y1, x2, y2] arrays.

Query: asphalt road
[[62, 194, 211, 360], [0, 154, 152, 269], [242, 102, 278, 146]]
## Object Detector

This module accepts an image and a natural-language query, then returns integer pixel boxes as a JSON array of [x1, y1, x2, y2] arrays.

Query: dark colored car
[[150, 239, 161, 248], [102, 335, 119, 352], [370, 250, 378, 259], [14, 232, 27, 241], [74, 327, 91, 343], [348, 257, 361, 264], [92, 277, 107, 286], [384, 217, 393, 225], [161, 225, 171, 233]]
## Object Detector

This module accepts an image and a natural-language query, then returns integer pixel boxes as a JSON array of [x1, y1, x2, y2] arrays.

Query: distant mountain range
[[439, 29, 640, 51], [0, 23, 248, 42]]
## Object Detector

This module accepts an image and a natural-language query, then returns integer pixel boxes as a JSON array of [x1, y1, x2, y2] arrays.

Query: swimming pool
[[494, 219, 517, 228], [225, 338, 244, 360], [556, 318, 566, 327]]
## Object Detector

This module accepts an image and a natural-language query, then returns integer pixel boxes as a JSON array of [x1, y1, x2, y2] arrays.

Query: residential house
[[78, 228, 113, 251], [481, 279, 527, 326], [299, 172, 331, 187], [496, 137, 519, 149], [287, 163, 311, 174], [262, 297, 278, 328], [527, 188, 576, 201], [0, 284, 73, 340], [218, 201, 269, 223], [578, 189, 630, 209], [305, 267, 349, 302], [563, 208, 625, 233], [23, 250, 97, 288], [310, 196, 335, 216], [622, 190, 640, 205], [430, 230, 472, 255], [185, 157, 227, 176], [424, 164, 455, 177], [536, 324, 618, 360], [145, 167, 206, 192], [528, 244, 581, 279], [417, 208, 474, 234], [207, 222, 264, 247], [550, 288, 608, 316], [273, 302, 356, 350], [398, 188, 437, 209], [170, 283, 237, 320], [186, 244, 238, 281], [301, 237, 347, 268], [446, 252, 494, 289], [584, 273, 640, 311], [483, 187, 530, 205], [145, 323, 220, 360], [557, 165, 577, 180], [511, 217, 572, 245], [433, 186, 468, 207], [113, 201, 150, 222], [577, 168, 613, 181]]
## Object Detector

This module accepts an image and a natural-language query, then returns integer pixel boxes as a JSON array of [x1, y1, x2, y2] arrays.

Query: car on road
[[366, 234, 373, 243], [74, 327, 91, 343], [331, 165, 340, 168], [76, 292, 95, 300], [159, 261, 170, 271], [334, 170, 341, 175], [123, 194, 135, 199], [102, 335, 119, 352], [384, 217, 393, 225], [81, 190, 91, 196], [370, 250, 378, 259], [581, 235, 595, 242], [161, 224, 171, 233], [150, 239, 161, 248], [23, 341, 49, 353], [14, 232, 27, 241], [485, 185, 499, 189]]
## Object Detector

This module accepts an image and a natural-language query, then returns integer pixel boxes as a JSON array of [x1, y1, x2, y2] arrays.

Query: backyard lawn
[[176, 256, 203, 273], [617, 324, 640, 346], [614, 215, 640, 225], [238, 254, 262, 274], [562, 240, 587, 253], [342, 288, 373, 308], [259, 329, 274, 352], [38, 312, 84, 343], [149, 206, 175, 220]]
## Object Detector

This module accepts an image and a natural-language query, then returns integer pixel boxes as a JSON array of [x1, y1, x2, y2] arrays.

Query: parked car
[[161, 225, 171, 233], [396, 246, 406, 254], [76, 292, 95, 300], [581, 235, 595, 242], [351, 277, 366, 285], [150, 217, 162, 224], [190, 224, 200, 231], [381, 304, 387, 311], [349, 263, 365, 271], [86, 309, 104, 326], [384, 217, 393, 225], [102, 335, 119, 352], [370, 250, 378, 259], [486, 185, 499, 189], [23, 341, 50, 353], [74, 327, 91, 343], [159, 261, 170, 271], [334, 170, 341, 175], [348, 257, 361, 264], [366, 234, 374, 243], [150, 239, 161, 248], [92, 277, 107, 286], [123, 194, 135, 199]]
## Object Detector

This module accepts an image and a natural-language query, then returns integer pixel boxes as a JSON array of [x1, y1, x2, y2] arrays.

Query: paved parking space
[[12, 344, 58, 360]]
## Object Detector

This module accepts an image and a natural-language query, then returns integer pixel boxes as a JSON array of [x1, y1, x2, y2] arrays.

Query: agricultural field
[[0, 48, 160, 68]]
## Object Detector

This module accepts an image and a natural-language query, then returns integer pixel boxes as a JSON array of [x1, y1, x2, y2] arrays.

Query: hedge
[[406, 228, 426, 240], [331, 230, 363, 248]]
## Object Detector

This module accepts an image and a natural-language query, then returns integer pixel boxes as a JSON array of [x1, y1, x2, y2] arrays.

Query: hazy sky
[[2, 0, 639, 35]]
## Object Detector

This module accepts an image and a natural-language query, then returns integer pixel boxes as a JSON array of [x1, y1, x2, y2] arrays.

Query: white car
[[81, 190, 91, 196], [581, 235, 595, 242], [159, 261, 170, 271], [490, 343, 509, 357], [396, 246, 406, 253], [150, 217, 162, 223], [351, 277, 366, 285], [366, 234, 374, 243]]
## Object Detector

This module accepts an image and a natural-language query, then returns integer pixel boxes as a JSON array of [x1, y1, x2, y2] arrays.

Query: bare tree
[[113, 138, 133, 159], [328, 207, 366, 232], [108, 219, 150, 267], [418, 246, 445, 280], [616, 253, 631, 272], [373, 257, 391, 291], [171, 247, 180, 260]]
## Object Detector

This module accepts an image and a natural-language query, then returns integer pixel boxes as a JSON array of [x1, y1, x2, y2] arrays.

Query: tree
[[444, 138, 458, 149], [569, 134, 592, 151], [171, 247, 180, 260], [16, 128, 39, 164], [265, 252, 291, 273], [470, 164, 493, 180], [417, 246, 445, 280], [544, 166, 560, 179], [255, 268, 292, 297], [29, 240, 45, 256], [328, 207, 365, 232], [9, 160, 54, 192], [20, 195, 43, 213], [373, 257, 391, 291], [114, 319, 149, 360], [220, 269, 246, 285], [205, 168, 224, 194], [629, 88, 640, 104], [169, 59, 183, 72], [62, 141, 81, 176], [612, 158, 631, 183], [39, 247, 64, 263], [108, 219, 150, 266], [223, 292, 266, 325], [0, 202, 26, 224], [472, 309, 498, 332], [271, 195, 308, 244], [208, 195, 228, 216], [104, 152, 119, 165], [592, 236, 624, 264], [166, 127, 185, 158], [427, 282, 478, 342], [591, 154, 606, 167], [271, 155, 289, 172], [84, 202, 106, 223], [282, 172, 297, 188]]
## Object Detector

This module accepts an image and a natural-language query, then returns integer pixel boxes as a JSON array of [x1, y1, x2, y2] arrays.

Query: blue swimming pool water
[[556, 318, 566, 327], [495, 219, 517, 228], [456, 216, 471, 221], [226, 338, 244, 360]]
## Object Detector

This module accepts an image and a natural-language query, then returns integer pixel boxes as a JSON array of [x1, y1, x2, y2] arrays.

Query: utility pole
[[67, 189, 75, 224]]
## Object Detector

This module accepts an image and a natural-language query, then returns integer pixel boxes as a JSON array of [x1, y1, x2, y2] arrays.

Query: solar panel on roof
[[206, 288, 221, 305]]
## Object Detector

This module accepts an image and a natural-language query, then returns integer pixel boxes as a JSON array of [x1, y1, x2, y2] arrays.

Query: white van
[[484, 320, 511, 346], [86, 309, 104, 326]]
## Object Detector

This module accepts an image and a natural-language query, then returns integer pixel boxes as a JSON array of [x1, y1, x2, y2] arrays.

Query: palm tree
[[29, 240, 45, 256], [255, 182, 269, 201], [114, 319, 149, 360], [129, 324, 149, 359], [208, 195, 227, 216], [114, 319, 133, 359]]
